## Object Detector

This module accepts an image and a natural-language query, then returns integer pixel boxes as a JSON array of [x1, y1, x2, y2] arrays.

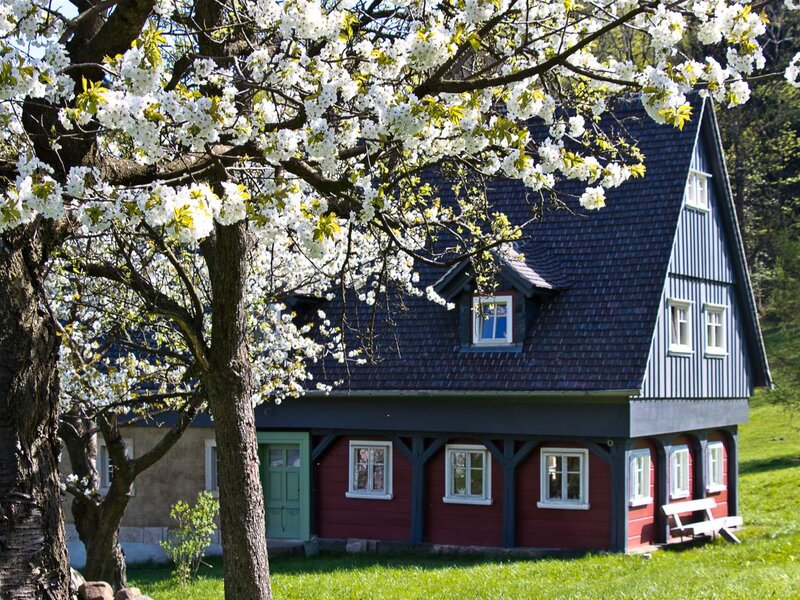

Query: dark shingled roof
[[310, 96, 767, 393]]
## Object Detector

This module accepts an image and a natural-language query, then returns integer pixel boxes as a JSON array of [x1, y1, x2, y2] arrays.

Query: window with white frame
[[685, 169, 711, 211], [670, 445, 690, 499], [205, 439, 219, 496], [97, 438, 133, 494], [629, 449, 652, 507], [538, 448, 589, 509], [444, 445, 491, 505], [347, 441, 392, 499], [472, 295, 513, 345], [707, 441, 726, 492], [668, 299, 693, 354], [704, 304, 727, 356]]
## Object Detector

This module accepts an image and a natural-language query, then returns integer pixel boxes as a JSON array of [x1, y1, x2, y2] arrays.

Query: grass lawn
[[128, 395, 800, 599]]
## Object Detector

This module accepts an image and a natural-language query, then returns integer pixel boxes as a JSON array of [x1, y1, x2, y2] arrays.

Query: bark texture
[[60, 413, 129, 590], [203, 222, 272, 600], [0, 222, 70, 599]]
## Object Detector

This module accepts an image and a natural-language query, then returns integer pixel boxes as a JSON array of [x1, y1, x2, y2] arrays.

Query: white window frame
[[685, 169, 711, 212], [346, 441, 393, 500], [443, 444, 492, 505], [472, 295, 513, 346], [629, 449, 653, 507], [670, 445, 690, 499], [205, 439, 219, 497], [538, 447, 590, 510], [707, 441, 726, 493], [668, 298, 693, 356], [704, 303, 727, 358], [97, 437, 134, 495]]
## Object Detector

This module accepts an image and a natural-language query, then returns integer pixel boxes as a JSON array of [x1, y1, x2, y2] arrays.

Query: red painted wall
[[707, 431, 729, 519], [516, 442, 611, 550], [627, 439, 657, 549], [425, 438, 504, 546], [315, 436, 412, 541]]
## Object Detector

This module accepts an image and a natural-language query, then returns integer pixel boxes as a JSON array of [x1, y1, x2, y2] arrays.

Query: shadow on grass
[[739, 454, 800, 475]]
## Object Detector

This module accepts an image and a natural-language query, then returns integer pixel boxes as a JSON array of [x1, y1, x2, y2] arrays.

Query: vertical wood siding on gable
[[640, 137, 753, 399]]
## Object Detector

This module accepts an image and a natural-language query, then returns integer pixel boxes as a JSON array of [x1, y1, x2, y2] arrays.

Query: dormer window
[[685, 169, 711, 211], [472, 295, 513, 345]]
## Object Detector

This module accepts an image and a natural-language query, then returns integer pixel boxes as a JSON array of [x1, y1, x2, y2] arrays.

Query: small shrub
[[160, 491, 220, 585]]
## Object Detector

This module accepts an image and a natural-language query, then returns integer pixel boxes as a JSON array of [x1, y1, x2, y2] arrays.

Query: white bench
[[661, 498, 743, 543]]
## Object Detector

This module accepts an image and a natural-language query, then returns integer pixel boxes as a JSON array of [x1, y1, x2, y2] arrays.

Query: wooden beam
[[609, 440, 630, 552], [408, 436, 449, 544], [310, 431, 339, 461], [653, 437, 671, 544]]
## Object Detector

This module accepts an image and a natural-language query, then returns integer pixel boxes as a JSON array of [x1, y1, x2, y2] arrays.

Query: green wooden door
[[263, 445, 302, 539]]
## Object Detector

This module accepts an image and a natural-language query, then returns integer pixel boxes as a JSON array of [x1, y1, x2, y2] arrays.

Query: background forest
[[716, 3, 800, 413]]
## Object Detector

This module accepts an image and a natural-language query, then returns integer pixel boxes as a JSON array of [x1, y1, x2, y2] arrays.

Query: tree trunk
[[0, 222, 70, 599], [60, 412, 128, 589], [203, 221, 272, 600], [78, 490, 129, 590]]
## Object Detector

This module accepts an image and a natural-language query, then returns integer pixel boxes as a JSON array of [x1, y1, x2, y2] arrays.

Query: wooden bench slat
[[662, 497, 742, 544], [661, 498, 717, 516]]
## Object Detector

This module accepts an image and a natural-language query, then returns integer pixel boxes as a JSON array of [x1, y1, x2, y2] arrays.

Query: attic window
[[472, 295, 513, 345], [685, 169, 711, 211], [668, 298, 693, 355]]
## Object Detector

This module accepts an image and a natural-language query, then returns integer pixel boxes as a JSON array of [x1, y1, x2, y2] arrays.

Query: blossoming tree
[[0, 0, 793, 597]]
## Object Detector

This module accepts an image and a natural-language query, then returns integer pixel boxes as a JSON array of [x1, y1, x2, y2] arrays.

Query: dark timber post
[[502, 441, 516, 548], [481, 438, 538, 548], [394, 436, 447, 544], [727, 427, 739, 516], [609, 440, 630, 553], [410, 437, 426, 544], [692, 433, 708, 500], [653, 437, 670, 544]]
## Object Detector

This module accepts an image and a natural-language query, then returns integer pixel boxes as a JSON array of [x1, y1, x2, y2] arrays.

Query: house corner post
[[653, 438, 670, 544], [692, 432, 708, 500], [609, 440, 630, 553], [727, 427, 739, 517], [502, 440, 516, 548], [410, 437, 426, 545]]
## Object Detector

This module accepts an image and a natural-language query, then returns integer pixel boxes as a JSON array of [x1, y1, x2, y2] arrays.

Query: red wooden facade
[[627, 439, 657, 549]]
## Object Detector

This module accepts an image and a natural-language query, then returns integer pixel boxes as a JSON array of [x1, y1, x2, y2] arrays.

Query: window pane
[[470, 451, 483, 469], [547, 456, 562, 500], [567, 473, 581, 500], [372, 447, 384, 464], [286, 448, 300, 468], [452, 451, 466, 468], [354, 463, 368, 490], [470, 467, 483, 496], [494, 316, 507, 340], [372, 465, 385, 491], [453, 466, 467, 496], [567, 456, 581, 473], [671, 307, 680, 342], [269, 449, 284, 467], [480, 316, 495, 340], [357, 448, 369, 464]]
